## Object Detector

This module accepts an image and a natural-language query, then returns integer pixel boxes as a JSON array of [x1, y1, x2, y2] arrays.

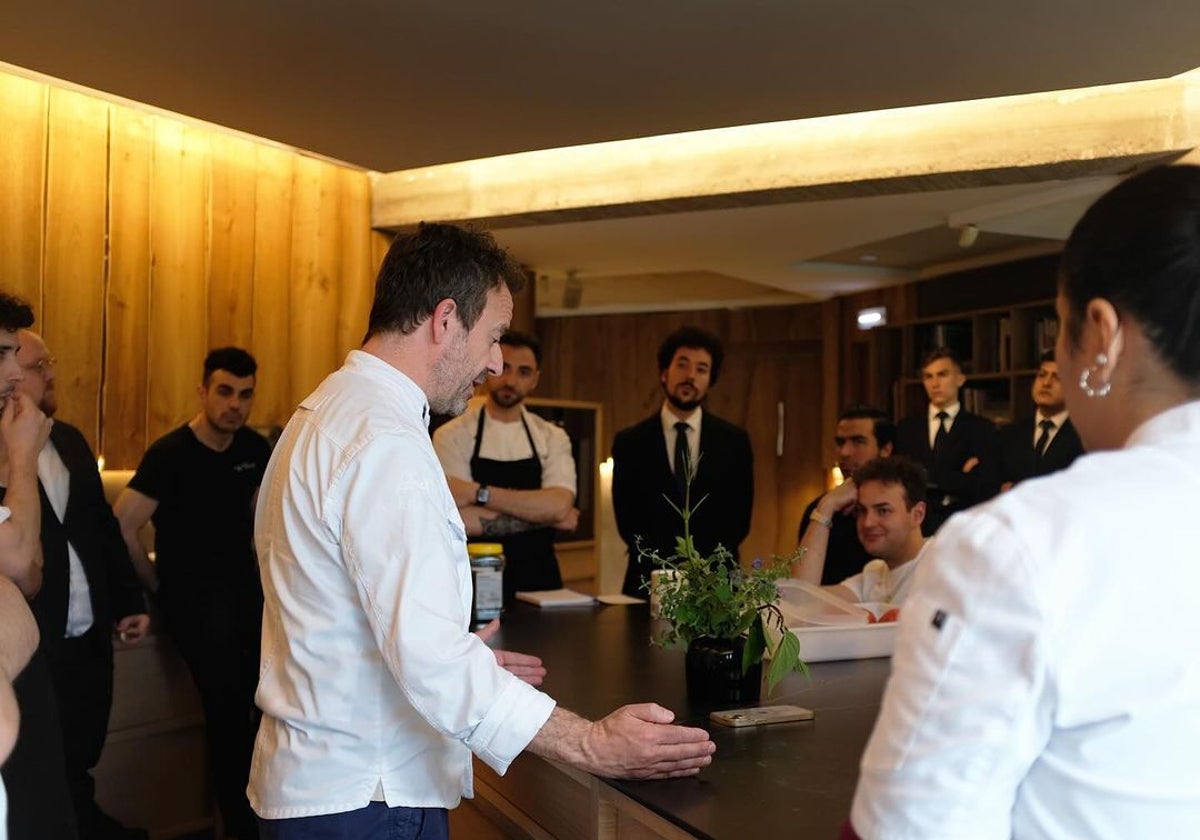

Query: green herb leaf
[[743, 616, 766, 675], [765, 630, 801, 696]]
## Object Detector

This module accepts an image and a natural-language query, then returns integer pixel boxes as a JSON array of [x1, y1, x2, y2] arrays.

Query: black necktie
[[1034, 419, 1056, 459], [673, 422, 690, 497], [933, 410, 949, 455]]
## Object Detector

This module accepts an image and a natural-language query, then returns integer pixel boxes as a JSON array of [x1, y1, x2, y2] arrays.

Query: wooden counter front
[[477, 603, 890, 839]]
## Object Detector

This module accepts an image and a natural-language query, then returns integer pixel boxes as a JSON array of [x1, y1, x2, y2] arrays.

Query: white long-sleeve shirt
[[249, 351, 556, 820], [852, 399, 1200, 839]]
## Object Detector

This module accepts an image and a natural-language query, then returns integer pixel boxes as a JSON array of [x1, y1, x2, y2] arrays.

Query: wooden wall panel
[[334, 168, 373, 359], [207, 134, 258, 349], [250, 144, 294, 427], [42, 87, 109, 448], [0, 68, 376, 467], [147, 122, 210, 443], [104, 106, 154, 468], [0, 73, 47, 309], [288, 156, 340, 403]]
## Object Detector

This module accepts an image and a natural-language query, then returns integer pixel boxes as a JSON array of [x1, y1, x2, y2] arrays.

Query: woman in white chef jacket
[[846, 164, 1200, 840]]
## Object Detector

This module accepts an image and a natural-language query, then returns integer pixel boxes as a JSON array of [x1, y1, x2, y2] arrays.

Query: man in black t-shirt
[[115, 347, 271, 840]]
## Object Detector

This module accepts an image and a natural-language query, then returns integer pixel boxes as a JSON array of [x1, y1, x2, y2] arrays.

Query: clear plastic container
[[776, 579, 872, 626], [773, 580, 899, 662]]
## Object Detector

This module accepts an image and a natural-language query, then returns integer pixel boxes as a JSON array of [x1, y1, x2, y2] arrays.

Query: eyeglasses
[[22, 356, 56, 374]]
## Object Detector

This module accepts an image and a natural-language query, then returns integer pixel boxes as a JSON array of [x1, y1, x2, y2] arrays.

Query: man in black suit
[[15, 330, 150, 840], [895, 347, 999, 535], [998, 352, 1084, 490], [612, 326, 753, 597]]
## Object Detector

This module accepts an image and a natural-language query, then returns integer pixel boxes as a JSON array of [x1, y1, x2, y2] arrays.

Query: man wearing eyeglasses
[[15, 330, 150, 840]]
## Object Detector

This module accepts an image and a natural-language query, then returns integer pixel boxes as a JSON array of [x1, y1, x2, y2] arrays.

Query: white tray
[[788, 621, 897, 662]]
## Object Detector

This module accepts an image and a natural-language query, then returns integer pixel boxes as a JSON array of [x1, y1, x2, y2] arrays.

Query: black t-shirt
[[798, 496, 871, 586], [128, 424, 271, 591]]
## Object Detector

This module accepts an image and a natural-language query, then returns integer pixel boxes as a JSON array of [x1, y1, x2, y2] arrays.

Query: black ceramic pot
[[685, 635, 762, 706]]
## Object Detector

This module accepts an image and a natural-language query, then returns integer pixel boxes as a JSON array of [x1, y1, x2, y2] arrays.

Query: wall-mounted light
[[856, 306, 887, 330]]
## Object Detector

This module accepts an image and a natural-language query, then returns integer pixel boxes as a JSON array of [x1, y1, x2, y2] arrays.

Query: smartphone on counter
[[709, 705, 815, 727]]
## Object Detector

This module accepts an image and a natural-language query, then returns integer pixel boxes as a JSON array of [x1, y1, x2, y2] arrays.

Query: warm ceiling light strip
[[0, 59, 366, 172], [371, 70, 1200, 231]]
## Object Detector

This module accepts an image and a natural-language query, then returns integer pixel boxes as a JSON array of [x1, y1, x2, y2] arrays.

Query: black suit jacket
[[612, 410, 754, 596], [25, 421, 145, 645], [895, 408, 1000, 534], [998, 415, 1084, 487]]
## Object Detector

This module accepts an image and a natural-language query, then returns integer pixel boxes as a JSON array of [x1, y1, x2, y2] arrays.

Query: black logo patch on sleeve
[[931, 609, 948, 630]]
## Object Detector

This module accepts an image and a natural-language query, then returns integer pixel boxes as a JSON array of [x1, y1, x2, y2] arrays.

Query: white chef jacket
[[433, 400, 577, 493], [249, 351, 556, 819], [851, 400, 1200, 839]]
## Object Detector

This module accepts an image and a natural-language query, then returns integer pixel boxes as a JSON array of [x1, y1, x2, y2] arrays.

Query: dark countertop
[[490, 602, 891, 840]]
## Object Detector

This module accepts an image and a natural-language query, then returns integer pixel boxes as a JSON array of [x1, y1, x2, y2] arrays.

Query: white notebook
[[514, 588, 597, 608]]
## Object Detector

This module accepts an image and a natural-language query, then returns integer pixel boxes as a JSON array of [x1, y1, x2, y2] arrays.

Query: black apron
[[470, 409, 563, 602]]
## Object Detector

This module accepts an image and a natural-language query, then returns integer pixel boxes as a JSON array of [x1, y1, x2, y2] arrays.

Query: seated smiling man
[[791, 457, 928, 606]]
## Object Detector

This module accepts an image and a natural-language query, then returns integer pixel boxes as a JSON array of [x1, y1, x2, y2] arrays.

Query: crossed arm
[[451, 480, 579, 538]]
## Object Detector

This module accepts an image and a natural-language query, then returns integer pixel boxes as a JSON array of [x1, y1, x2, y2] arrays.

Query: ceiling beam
[[371, 71, 1200, 232]]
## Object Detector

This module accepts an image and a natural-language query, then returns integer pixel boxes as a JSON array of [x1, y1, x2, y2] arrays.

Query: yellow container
[[466, 543, 505, 627]]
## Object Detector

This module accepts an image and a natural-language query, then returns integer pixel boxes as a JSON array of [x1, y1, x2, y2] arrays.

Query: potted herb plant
[[642, 453, 806, 705]]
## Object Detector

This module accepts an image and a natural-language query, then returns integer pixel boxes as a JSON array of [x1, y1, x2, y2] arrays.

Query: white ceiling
[[3, 1, 1199, 310]]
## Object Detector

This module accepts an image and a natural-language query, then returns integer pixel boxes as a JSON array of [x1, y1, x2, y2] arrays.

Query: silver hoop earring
[[1079, 366, 1111, 398]]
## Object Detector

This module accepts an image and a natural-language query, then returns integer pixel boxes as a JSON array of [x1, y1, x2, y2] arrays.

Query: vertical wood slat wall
[[0, 70, 388, 468]]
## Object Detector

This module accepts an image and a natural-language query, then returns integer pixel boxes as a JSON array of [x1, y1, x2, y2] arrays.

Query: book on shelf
[[961, 386, 1012, 426], [923, 322, 972, 369], [1033, 318, 1058, 361], [997, 317, 1012, 372]]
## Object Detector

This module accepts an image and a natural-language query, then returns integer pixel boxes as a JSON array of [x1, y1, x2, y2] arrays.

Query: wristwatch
[[475, 484, 491, 506]]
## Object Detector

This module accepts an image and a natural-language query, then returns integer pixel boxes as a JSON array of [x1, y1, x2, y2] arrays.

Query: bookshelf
[[868, 254, 1061, 426]]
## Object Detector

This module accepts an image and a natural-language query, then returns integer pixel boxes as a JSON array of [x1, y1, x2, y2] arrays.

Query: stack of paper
[[514, 588, 597, 608]]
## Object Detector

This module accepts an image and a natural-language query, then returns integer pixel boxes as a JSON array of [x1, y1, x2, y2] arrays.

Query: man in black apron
[[433, 331, 579, 602]]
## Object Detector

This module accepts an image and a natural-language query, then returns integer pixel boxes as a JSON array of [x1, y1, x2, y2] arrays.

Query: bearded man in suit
[[612, 326, 753, 597]]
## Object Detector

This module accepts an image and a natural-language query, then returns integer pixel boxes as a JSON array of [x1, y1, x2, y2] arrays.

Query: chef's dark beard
[[665, 390, 704, 413]]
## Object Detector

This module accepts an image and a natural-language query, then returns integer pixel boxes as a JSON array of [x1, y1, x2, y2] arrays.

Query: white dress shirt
[[38, 436, 94, 637], [433, 400, 577, 492], [249, 351, 556, 820], [660, 403, 701, 473], [852, 400, 1200, 839], [1031, 409, 1070, 450], [927, 402, 961, 449]]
